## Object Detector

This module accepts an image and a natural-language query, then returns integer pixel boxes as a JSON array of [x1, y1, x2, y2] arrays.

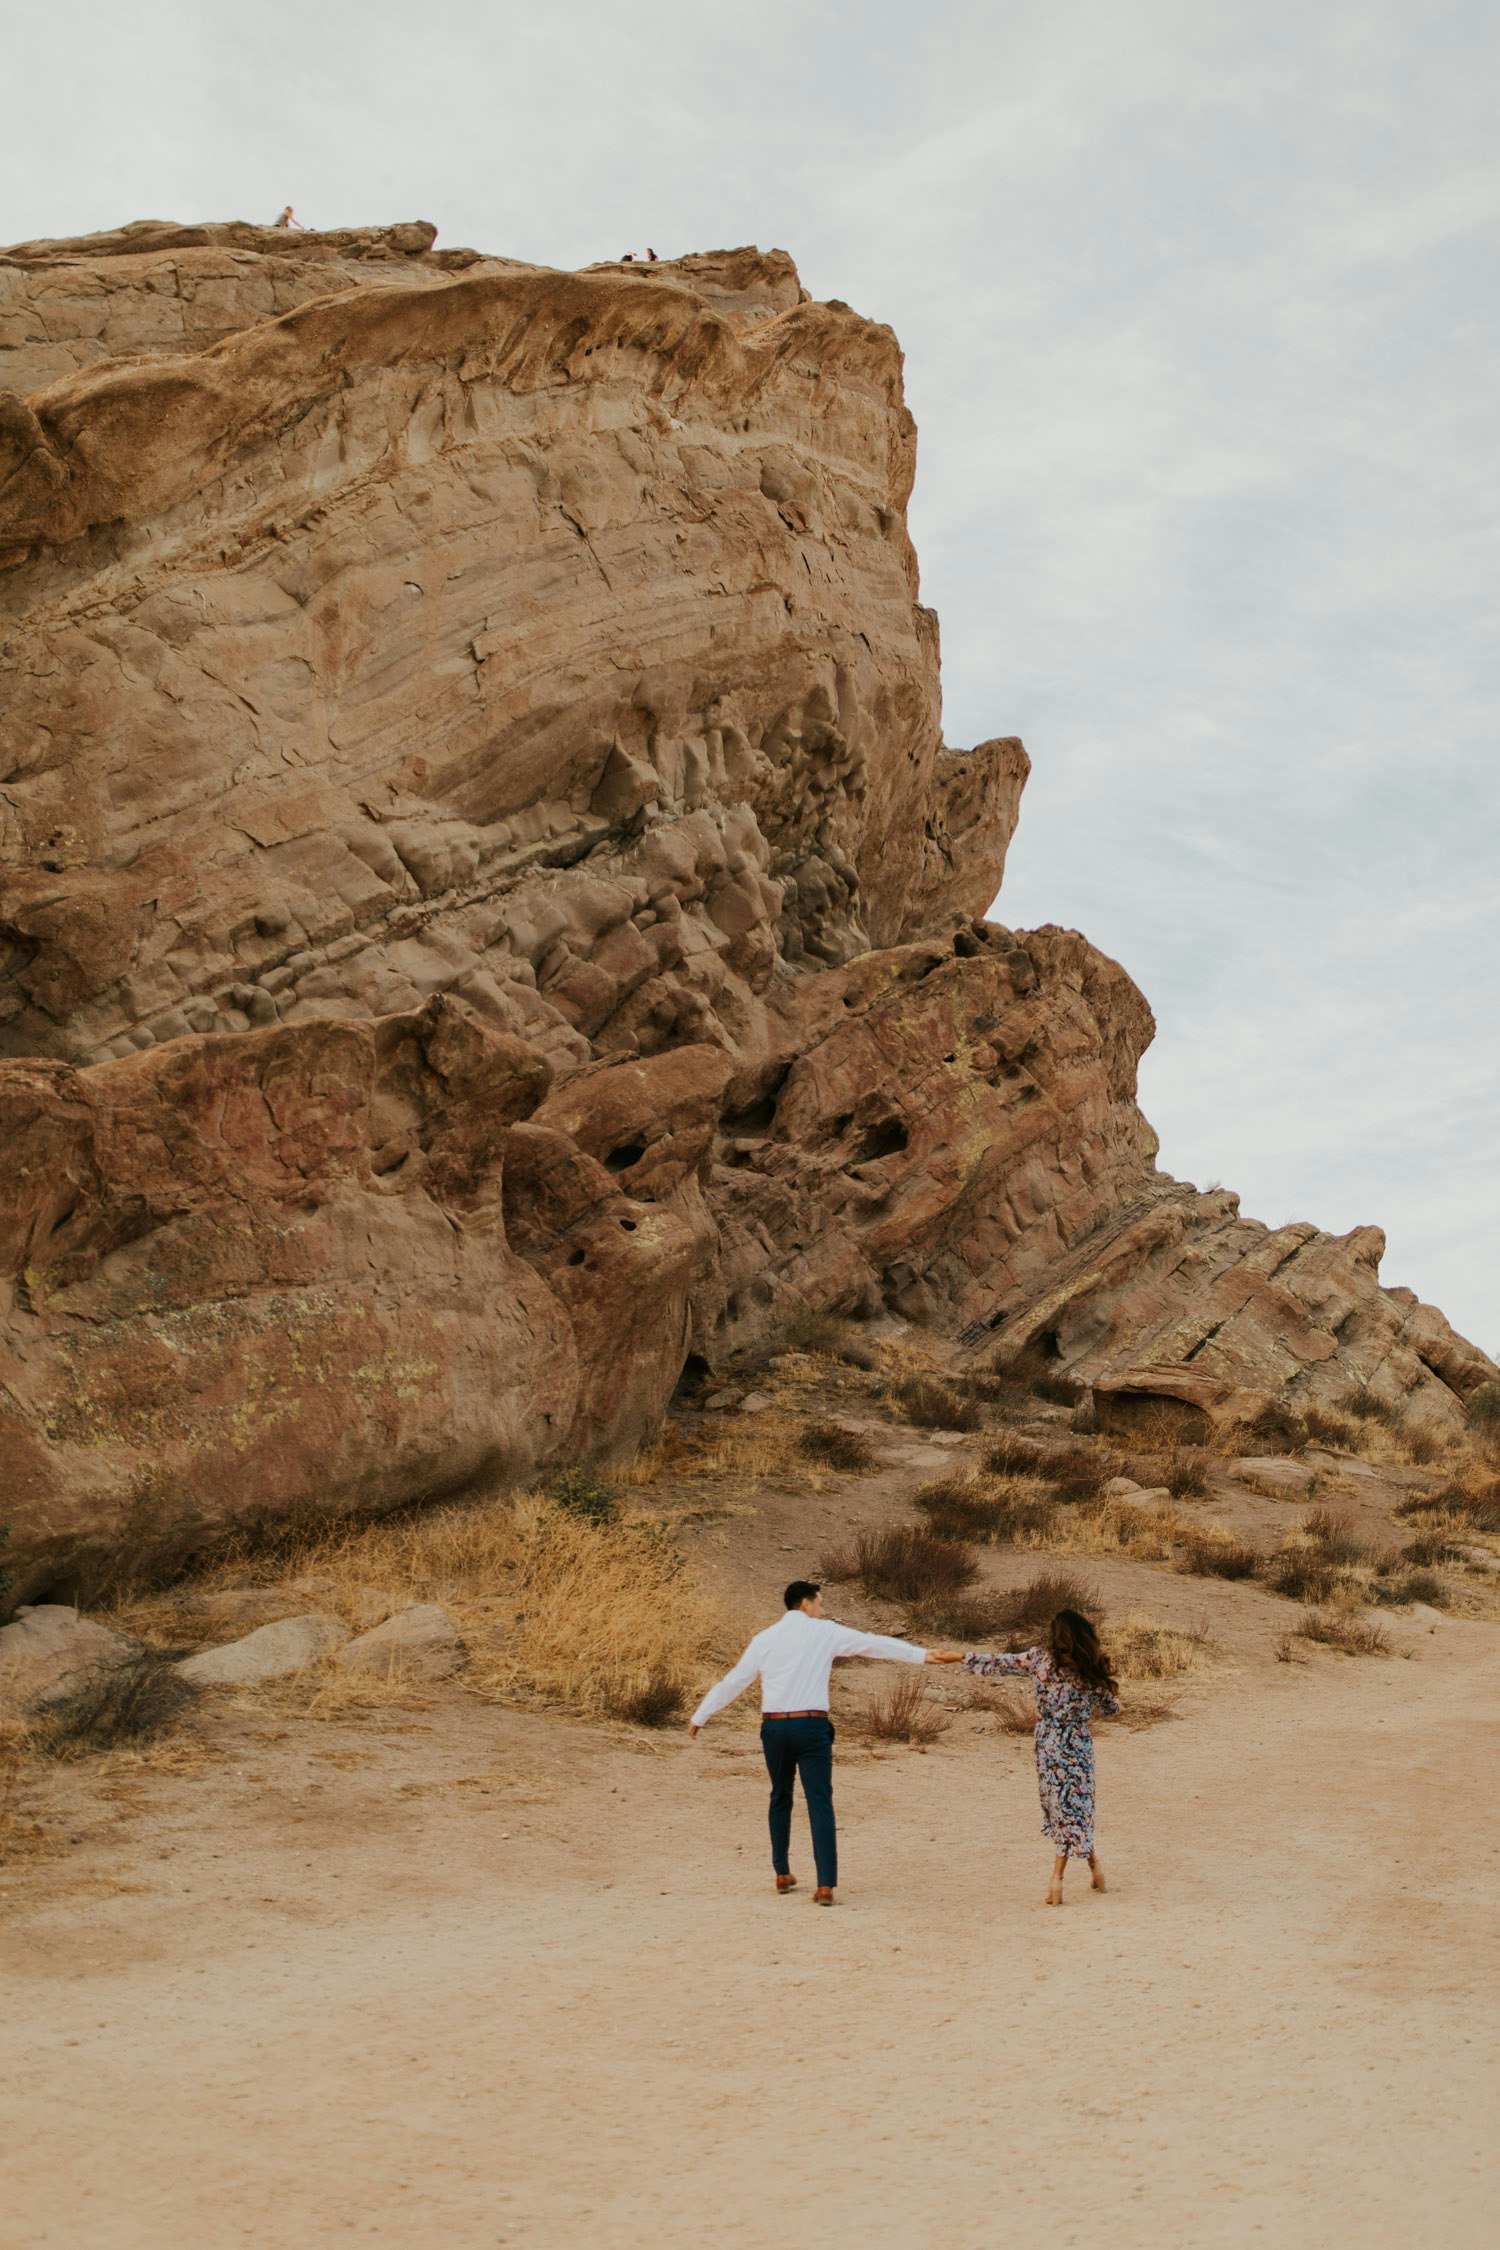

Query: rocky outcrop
[[0, 220, 1490, 1604]]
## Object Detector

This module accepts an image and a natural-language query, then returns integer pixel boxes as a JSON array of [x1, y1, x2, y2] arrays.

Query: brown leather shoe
[[775, 1874, 798, 1894], [812, 1886, 835, 1906]]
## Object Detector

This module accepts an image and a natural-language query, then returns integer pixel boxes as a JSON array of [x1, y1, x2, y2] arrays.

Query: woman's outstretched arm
[[961, 1649, 1036, 1678]]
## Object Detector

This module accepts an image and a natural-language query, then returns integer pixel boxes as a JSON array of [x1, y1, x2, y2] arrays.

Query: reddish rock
[[0, 219, 1491, 1602]]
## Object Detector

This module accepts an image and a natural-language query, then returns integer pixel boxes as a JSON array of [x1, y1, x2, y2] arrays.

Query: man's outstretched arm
[[828, 1626, 959, 1665], [687, 1641, 761, 1737]]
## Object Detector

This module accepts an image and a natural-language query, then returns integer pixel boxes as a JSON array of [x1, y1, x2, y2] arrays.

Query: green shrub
[[546, 1466, 619, 1525]]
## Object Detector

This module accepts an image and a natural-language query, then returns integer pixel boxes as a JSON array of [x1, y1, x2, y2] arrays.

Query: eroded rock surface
[[0, 221, 1490, 1602]]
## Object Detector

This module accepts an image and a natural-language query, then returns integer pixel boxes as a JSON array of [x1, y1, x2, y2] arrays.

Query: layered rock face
[[0, 220, 1490, 1601]]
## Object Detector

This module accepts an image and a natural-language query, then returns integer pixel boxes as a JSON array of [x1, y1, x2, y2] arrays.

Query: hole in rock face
[[852, 1117, 909, 1164], [604, 1141, 647, 1172], [619, 1218, 638, 1232], [567, 1247, 587, 1267]]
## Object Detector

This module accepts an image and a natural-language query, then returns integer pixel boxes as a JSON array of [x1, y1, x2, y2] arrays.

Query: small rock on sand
[[333, 1603, 463, 1681], [177, 1614, 349, 1686]]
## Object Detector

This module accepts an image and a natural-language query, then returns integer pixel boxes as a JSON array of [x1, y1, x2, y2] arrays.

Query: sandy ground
[[5, 1431, 1499, 2248]]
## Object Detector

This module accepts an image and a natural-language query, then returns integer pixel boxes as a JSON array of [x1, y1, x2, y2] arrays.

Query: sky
[[4, 0, 1496, 1350]]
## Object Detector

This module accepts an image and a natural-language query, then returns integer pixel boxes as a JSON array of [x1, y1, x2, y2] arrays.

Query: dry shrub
[[1395, 1481, 1500, 1535], [1369, 1565, 1447, 1608], [891, 1375, 983, 1432], [480, 1498, 721, 1726], [1163, 1449, 1213, 1499], [1044, 1495, 1198, 1563], [821, 1525, 977, 1606], [1303, 1406, 1360, 1448], [1401, 1425, 1444, 1466], [1236, 1401, 1311, 1456], [1178, 1534, 1260, 1581], [617, 1411, 839, 1496], [908, 1587, 1017, 1639], [781, 1310, 879, 1368], [1000, 1568, 1103, 1636], [29, 1659, 199, 1758], [1466, 1381, 1500, 1456], [993, 1339, 1083, 1406], [1302, 1507, 1369, 1566], [985, 1684, 1038, 1734], [1339, 1387, 1398, 1427], [1400, 1530, 1463, 1567], [984, 1432, 1047, 1477], [1295, 1609, 1390, 1657], [1263, 1551, 1351, 1605], [910, 1475, 1027, 1541], [855, 1669, 951, 1746], [798, 1419, 877, 1473], [1112, 1616, 1214, 1680], [127, 1487, 731, 1731]]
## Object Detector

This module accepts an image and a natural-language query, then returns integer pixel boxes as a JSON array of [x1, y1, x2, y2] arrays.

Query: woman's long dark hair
[[1049, 1608, 1118, 1697]]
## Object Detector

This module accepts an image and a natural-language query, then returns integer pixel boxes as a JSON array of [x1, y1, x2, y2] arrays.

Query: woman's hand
[[924, 1649, 963, 1664]]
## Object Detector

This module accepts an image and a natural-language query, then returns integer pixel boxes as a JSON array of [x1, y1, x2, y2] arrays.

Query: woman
[[963, 1608, 1120, 1905]]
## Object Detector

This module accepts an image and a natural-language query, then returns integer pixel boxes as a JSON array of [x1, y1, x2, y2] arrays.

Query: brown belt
[[762, 1709, 828, 1719]]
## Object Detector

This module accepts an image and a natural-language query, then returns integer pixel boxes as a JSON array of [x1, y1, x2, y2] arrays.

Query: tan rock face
[[0, 221, 1491, 1602]]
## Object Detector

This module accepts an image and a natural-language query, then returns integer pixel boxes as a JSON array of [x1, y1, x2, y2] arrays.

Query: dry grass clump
[[617, 1411, 841, 1497], [996, 1569, 1103, 1639], [980, 1438, 1110, 1501], [797, 1419, 878, 1473], [983, 1432, 1047, 1477], [910, 1474, 1057, 1543], [889, 1374, 984, 1432], [115, 1485, 732, 1732], [1111, 1615, 1215, 1680], [780, 1310, 879, 1369], [1465, 1380, 1500, 1455], [476, 1498, 724, 1726], [821, 1524, 978, 1607], [1368, 1567, 1446, 1609], [1303, 1405, 1361, 1449], [1177, 1534, 1260, 1581], [1397, 1480, 1500, 1537], [1398, 1530, 1465, 1567], [29, 1659, 199, 1758], [1294, 1609, 1391, 1657], [1115, 1448, 1214, 1499], [1044, 1494, 1199, 1563], [854, 1669, 951, 1746], [1232, 1401, 1310, 1457], [1263, 1507, 1371, 1605], [991, 1339, 1084, 1407]]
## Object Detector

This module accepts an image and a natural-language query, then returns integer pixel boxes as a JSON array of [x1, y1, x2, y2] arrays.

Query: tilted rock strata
[[972, 1186, 1496, 1438], [0, 222, 1491, 1602]]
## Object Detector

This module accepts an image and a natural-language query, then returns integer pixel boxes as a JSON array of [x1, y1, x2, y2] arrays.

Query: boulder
[[0, 1604, 142, 1715], [176, 1614, 349, 1686], [1230, 1457, 1319, 1498], [332, 1603, 463, 1681]]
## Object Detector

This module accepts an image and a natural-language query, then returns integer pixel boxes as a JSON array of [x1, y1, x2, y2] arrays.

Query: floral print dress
[[963, 1646, 1120, 1857]]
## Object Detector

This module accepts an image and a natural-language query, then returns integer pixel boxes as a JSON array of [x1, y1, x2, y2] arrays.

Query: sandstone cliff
[[1, 220, 1490, 1601]]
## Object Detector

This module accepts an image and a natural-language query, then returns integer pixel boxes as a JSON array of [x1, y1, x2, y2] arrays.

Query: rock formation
[[1, 218, 1491, 1603]]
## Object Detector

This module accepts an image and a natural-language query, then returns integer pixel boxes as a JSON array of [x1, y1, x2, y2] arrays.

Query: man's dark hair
[[784, 1580, 821, 1610]]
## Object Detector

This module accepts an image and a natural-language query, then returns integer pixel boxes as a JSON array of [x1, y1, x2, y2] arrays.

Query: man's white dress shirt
[[689, 1609, 927, 1728]]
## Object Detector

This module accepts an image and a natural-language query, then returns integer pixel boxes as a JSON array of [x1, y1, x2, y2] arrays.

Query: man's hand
[[687, 1721, 701, 1738], [924, 1650, 963, 1665]]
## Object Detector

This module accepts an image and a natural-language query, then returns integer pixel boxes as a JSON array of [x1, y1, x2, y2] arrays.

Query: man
[[689, 1581, 960, 1905]]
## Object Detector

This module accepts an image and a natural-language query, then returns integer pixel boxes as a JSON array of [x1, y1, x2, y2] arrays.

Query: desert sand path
[[5, 1616, 1498, 2249]]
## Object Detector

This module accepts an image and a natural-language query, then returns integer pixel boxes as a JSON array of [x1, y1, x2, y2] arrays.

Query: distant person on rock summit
[[688, 1581, 960, 1905], [273, 206, 306, 230]]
